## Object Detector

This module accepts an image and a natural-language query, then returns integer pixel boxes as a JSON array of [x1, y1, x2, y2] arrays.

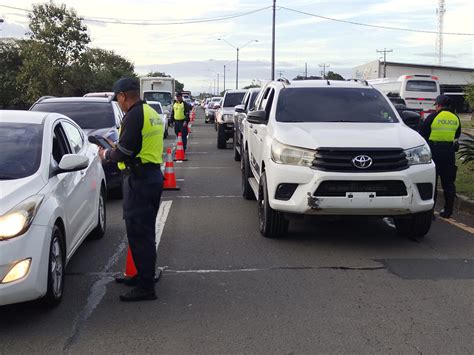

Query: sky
[[0, 0, 473, 94]]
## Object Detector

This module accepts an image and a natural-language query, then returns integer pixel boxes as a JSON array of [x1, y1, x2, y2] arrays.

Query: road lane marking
[[436, 214, 474, 235], [156, 200, 173, 251], [167, 195, 240, 199], [163, 265, 386, 274]]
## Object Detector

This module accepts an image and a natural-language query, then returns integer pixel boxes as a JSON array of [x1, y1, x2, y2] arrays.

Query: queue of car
[[0, 94, 170, 308]]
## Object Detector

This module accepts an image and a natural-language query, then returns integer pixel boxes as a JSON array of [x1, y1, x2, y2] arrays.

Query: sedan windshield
[[0, 123, 43, 180], [32, 102, 115, 129], [276, 88, 398, 123]]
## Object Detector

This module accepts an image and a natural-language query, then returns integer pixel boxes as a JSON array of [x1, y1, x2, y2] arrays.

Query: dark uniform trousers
[[122, 168, 163, 290], [431, 144, 457, 212], [174, 120, 188, 151]]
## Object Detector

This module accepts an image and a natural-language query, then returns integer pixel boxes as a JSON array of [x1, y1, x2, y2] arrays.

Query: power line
[[0, 4, 272, 26], [279, 6, 474, 36]]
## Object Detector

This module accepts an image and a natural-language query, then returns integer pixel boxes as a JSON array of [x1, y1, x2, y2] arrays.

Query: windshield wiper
[[0, 175, 18, 180]]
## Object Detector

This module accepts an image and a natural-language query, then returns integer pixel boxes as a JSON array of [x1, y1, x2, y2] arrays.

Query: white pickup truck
[[241, 79, 436, 239]]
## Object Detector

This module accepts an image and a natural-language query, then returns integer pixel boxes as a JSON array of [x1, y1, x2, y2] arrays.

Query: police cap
[[435, 94, 451, 107], [112, 78, 140, 101]]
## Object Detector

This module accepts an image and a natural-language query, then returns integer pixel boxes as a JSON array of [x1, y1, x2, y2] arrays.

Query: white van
[[368, 75, 440, 116]]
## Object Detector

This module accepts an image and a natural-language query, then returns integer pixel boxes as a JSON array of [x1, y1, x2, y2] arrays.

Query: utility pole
[[236, 48, 239, 89], [376, 48, 393, 78], [223, 65, 226, 92], [271, 0, 276, 80], [436, 0, 446, 65], [217, 73, 219, 95], [305, 62, 308, 79], [319, 63, 330, 78]]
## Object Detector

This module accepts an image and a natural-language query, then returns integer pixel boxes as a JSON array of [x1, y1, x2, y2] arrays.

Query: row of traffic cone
[[120, 130, 190, 280]]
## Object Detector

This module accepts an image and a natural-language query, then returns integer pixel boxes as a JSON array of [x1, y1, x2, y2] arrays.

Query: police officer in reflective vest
[[170, 92, 191, 151], [420, 95, 461, 218], [99, 78, 164, 301]]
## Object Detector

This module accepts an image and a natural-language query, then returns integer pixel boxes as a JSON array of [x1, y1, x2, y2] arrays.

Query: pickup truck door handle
[[253, 129, 258, 134], [249, 124, 253, 129]]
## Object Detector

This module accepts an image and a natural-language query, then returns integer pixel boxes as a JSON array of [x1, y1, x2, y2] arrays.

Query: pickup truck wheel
[[394, 210, 433, 240], [241, 150, 255, 200], [258, 173, 289, 238], [233, 131, 241, 161], [217, 124, 226, 149]]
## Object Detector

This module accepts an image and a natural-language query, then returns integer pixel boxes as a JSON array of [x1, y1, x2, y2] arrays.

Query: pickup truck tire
[[258, 172, 289, 238], [394, 210, 433, 240], [241, 150, 256, 200], [217, 124, 226, 149], [233, 131, 241, 161]]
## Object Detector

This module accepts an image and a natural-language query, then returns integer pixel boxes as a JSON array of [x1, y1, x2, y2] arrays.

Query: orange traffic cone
[[124, 247, 137, 278], [174, 132, 187, 161], [191, 109, 196, 123], [163, 147, 180, 190]]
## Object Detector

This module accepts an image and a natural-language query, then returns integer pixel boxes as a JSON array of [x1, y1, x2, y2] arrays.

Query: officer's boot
[[119, 278, 156, 302], [440, 191, 455, 219]]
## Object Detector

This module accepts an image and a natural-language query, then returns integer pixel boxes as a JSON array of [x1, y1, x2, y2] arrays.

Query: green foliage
[[459, 132, 474, 165], [325, 71, 345, 80], [243, 84, 260, 89], [465, 82, 474, 109], [0, 40, 25, 109]]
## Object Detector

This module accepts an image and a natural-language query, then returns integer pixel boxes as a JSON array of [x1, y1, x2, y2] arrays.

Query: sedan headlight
[[0, 195, 44, 240], [405, 145, 432, 165], [271, 140, 315, 167]]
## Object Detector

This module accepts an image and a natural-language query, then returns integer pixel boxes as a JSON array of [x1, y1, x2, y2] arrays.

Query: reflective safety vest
[[173, 101, 186, 121], [118, 104, 164, 170], [429, 110, 460, 142]]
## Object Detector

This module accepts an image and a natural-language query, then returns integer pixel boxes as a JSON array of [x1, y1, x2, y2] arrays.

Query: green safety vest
[[429, 110, 460, 142], [173, 101, 186, 121], [118, 104, 164, 170]]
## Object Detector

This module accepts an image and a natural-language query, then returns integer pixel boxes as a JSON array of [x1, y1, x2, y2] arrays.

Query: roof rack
[[346, 78, 369, 86], [276, 77, 290, 85], [36, 95, 56, 103]]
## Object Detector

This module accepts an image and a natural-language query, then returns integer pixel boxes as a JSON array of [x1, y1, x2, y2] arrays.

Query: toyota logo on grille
[[352, 155, 373, 169]]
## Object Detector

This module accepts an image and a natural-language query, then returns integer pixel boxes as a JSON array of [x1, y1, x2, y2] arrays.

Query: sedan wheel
[[40, 226, 65, 307]]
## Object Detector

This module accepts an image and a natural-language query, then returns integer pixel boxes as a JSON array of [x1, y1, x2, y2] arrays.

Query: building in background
[[353, 60, 474, 112]]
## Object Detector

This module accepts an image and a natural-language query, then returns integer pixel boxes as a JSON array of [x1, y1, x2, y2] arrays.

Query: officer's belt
[[429, 141, 454, 147]]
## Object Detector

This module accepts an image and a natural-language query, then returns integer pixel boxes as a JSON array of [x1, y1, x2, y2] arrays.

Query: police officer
[[99, 78, 164, 301], [170, 92, 191, 151], [419, 95, 461, 218]]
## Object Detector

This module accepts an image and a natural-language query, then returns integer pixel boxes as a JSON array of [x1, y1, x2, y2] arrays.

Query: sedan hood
[[274, 122, 425, 150], [0, 175, 45, 215]]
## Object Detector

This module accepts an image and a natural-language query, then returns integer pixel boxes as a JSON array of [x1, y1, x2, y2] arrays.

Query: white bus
[[368, 74, 440, 116]]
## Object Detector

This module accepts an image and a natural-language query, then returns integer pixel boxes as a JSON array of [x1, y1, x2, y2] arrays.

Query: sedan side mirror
[[234, 104, 245, 113], [55, 154, 89, 175], [401, 110, 421, 131], [246, 110, 268, 125]]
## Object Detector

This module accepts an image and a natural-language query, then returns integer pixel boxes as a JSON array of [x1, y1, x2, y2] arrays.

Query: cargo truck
[[140, 77, 175, 114]]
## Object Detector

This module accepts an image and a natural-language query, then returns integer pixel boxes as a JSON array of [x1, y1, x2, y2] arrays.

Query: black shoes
[[439, 209, 453, 219], [119, 287, 157, 302]]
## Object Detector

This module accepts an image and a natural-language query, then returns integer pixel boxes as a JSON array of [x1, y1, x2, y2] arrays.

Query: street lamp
[[218, 38, 258, 89]]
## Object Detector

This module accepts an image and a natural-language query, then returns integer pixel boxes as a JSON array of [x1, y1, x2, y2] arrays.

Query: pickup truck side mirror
[[246, 110, 267, 124], [234, 104, 245, 113], [401, 110, 421, 131]]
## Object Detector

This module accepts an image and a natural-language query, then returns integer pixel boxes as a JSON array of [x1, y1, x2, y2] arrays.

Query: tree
[[325, 71, 345, 80], [465, 82, 474, 111], [0, 40, 25, 109], [83, 48, 135, 93], [17, 2, 91, 103]]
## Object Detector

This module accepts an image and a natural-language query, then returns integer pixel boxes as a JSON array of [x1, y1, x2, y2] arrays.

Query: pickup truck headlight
[[405, 145, 432, 165], [0, 195, 44, 240], [271, 140, 315, 167]]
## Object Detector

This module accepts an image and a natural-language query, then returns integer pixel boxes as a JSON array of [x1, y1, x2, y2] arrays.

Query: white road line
[[155, 200, 173, 251], [176, 178, 185, 181], [186, 152, 209, 154]]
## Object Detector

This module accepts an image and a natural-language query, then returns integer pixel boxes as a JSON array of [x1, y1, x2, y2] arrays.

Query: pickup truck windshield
[[276, 88, 398, 123], [223, 92, 245, 107]]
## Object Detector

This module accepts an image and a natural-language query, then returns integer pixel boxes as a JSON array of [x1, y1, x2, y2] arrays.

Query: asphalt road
[[1, 108, 473, 354]]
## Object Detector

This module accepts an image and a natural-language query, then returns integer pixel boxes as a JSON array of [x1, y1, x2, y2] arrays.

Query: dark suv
[[30, 97, 124, 192], [233, 88, 260, 161]]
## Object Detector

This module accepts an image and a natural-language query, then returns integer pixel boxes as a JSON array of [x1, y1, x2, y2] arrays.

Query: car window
[[248, 90, 260, 111], [0, 122, 43, 180], [148, 103, 163, 114], [52, 124, 72, 165], [31, 101, 115, 129], [276, 88, 398, 123], [406, 80, 437, 92], [223, 92, 245, 107], [61, 121, 84, 154]]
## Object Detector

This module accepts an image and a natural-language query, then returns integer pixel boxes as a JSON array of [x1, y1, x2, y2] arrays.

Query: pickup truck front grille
[[312, 148, 408, 172], [314, 180, 408, 197]]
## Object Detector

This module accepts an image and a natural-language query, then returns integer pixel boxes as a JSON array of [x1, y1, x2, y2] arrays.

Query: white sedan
[[0, 111, 107, 307]]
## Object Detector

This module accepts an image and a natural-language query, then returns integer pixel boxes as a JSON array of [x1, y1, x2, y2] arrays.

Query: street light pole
[[218, 38, 258, 90], [272, 0, 276, 80], [223, 64, 226, 92]]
